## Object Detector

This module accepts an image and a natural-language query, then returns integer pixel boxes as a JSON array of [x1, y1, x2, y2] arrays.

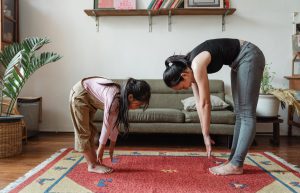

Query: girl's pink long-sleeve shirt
[[83, 77, 119, 145]]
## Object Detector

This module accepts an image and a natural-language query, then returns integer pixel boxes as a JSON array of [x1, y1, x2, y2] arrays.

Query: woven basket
[[0, 118, 23, 158]]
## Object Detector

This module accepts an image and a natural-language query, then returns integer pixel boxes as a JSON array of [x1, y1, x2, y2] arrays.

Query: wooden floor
[[0, 132, 300, 189]]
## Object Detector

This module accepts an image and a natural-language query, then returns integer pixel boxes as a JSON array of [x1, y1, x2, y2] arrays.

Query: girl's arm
[[98, 98, 119, 164], [99, 100, 119, 145]]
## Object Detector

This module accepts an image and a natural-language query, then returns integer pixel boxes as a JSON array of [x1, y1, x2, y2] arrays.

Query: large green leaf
[[5, 51, 24, 74], [0, 37, 61, 115], [0, 43, 23, 68], [22, 37, 50, 53], [3, 82, 17, 98]]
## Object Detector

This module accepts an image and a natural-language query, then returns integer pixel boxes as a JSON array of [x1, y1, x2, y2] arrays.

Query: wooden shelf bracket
[[168, 10, 172, 32], [222, 9, 230, 32], [148, 10, 152, 32], [222, 14, 225, 31], [92, 10, 100, 32]]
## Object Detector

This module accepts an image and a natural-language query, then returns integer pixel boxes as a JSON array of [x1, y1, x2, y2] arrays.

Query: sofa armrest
[[225, 95, 234, 111]]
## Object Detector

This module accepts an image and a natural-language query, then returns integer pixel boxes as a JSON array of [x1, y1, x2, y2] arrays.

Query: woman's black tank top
[[186, 38, 240, 74]]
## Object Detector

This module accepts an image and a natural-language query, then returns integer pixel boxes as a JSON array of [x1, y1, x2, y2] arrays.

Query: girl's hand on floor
[[109, 141, 116, 163], [97, 144, 105, 164]]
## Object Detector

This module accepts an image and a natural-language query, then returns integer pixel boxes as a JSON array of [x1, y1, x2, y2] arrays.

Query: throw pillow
[[181, 95, 229, 111]]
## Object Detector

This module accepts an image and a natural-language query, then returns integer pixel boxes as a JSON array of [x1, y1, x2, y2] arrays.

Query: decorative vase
[[256, 94, 280, 117]]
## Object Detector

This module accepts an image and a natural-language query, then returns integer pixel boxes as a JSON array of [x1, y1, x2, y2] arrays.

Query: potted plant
[[256, 63, 280, 117], [257, 63, 300, 117], [0, 37, 61, 157]]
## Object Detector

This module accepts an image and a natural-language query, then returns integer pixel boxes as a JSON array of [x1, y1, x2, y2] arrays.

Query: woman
[[70, 77, 151, 174], [163, 38, 265, 175]]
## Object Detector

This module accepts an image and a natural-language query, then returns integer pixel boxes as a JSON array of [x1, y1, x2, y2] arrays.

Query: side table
[[284, 75, 300, 136], [256, 116, 283, 146]]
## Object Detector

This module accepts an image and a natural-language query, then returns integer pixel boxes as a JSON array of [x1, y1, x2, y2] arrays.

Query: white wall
[[19, 0, 300, 135]]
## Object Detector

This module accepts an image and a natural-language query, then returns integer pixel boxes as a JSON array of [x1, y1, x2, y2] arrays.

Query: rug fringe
[[0, 148, 67, 193], [264, 152, 300, 173]]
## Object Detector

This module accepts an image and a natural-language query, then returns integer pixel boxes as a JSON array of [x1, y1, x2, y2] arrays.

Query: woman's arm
[[191, 51, 211, 136], [191, 51, 214, 156]]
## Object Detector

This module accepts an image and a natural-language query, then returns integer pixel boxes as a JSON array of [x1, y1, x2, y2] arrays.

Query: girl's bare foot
[[88, 164, 113, 174], [209, 163, 243, 176]]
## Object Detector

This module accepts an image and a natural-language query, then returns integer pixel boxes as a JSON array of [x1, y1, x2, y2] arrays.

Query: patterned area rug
[[2, 148, 300, 193]]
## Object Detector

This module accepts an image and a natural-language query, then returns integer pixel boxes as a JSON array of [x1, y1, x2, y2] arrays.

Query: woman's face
[[171, 69, 194, 90]]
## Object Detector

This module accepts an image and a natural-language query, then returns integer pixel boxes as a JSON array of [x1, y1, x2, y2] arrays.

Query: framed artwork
[[184, 0, 224, 8], [94, 0, 114, 9]]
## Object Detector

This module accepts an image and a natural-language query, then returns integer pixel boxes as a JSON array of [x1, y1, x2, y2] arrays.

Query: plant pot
[[256, 94, 280, 117], [0, 115, 23, 158]]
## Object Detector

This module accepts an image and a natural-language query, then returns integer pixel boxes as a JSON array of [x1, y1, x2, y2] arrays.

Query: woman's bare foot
[[214, 160, 230, 168], [88, 164, 113, 174], [209, 159, 230, 173], [209, 163, 243, 176]]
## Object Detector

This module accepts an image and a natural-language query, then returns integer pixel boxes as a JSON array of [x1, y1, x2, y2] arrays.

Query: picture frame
[[184, 0, 224, 8], [94, 0, 114, 9]]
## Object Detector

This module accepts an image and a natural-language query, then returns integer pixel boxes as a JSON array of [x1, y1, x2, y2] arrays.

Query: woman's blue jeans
[[229, 42, 265, 167]]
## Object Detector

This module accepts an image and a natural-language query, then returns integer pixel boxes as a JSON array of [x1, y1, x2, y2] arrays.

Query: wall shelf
[[84, 8, 236, 32]]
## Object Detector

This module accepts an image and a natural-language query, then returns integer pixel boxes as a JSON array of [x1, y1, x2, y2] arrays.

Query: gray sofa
[[94, 79, 235, 136]]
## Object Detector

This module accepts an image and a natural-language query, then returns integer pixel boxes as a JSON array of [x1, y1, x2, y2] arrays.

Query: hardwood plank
[[0, 132, 299, 189]]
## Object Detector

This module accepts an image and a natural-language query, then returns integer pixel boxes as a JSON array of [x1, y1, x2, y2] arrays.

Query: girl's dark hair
[[113, 78, 151, 134], [163, 55, 190, 88]]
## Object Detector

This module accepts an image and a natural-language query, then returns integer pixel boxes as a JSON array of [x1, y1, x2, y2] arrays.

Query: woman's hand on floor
[[203, 135, 215, 157]]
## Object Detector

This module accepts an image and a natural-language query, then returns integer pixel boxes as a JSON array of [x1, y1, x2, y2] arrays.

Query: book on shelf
[[224, 0, 230, 8], [170, 0, 183, 8], [170, 0, 178, 8], [162, 0, 175, 9], [114, 0, 136, 9], [95, 0, 114, 9], [147, 0, 157, 9], [147, 0, 183, 10], [160, 0, 169, 8], [153, 0, 164, 10]]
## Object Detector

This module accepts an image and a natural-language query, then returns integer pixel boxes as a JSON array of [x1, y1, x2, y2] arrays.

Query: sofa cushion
[[183, 110, 235, 124], [129, 108, 185, 123], [181, 95, 230, 111], [93, 108, 185, 123], [150, 93, 193, 109]]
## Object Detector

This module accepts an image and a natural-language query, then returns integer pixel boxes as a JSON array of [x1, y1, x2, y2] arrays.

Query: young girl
[[69, 77, 151, 174], [163, 38, 265, 175]]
